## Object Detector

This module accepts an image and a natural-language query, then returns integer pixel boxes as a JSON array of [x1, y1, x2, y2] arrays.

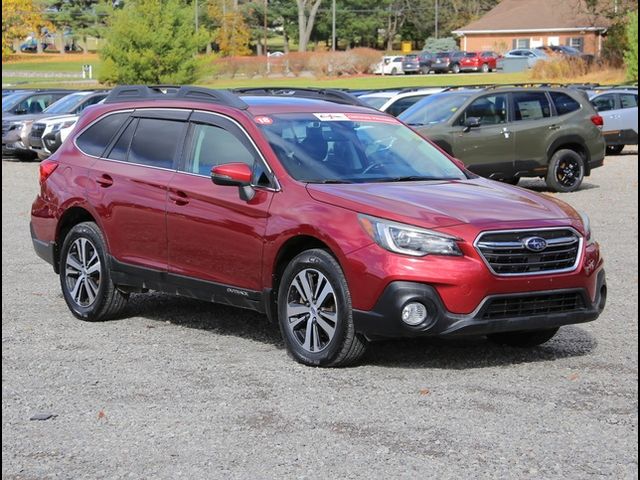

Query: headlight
[[359, 215, 463, 257], [579, 211, 593, 242], [52, 120, 77, 132]]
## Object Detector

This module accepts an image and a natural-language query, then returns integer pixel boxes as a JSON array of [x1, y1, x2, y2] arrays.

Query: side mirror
[[463, 117, 481, 132], [211, 163, 255, 201]]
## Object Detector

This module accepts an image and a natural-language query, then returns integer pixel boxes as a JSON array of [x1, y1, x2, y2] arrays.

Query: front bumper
[[354, 270, 606, 340], [460, 66, 480, 72], [431, 64, 451, 72]]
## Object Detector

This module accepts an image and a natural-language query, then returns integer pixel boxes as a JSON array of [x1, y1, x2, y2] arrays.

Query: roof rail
[[104, 85, 249, 110], [233, 87, 370, 108]]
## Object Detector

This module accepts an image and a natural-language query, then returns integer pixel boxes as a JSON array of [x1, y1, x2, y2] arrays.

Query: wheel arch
[[547, 136, 592, 175], [54, 206, 98, 273]]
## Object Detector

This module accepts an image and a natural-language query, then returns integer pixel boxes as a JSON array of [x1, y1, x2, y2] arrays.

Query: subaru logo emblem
[[524, 237, 548, 252]]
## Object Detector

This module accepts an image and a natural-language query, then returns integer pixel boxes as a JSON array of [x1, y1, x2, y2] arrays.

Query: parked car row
[[374, 51, 502, 75], [2, 89, 109, 159], [29, 85, 607, 367]]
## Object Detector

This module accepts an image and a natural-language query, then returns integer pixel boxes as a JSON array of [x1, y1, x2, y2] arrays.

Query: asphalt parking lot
[[2, 150, 638, 479]]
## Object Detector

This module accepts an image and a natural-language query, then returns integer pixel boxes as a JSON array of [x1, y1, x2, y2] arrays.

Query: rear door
[[166, 111, 275, 292], [510, 91, 558, 172], [451, 92, 515, 177], [85, 109, 189, 271], [618, 93, 639, 143]]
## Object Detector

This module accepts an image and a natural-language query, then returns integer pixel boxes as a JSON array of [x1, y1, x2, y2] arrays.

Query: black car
[[417, 52, 437, 74], [431, 51, 466, 74]]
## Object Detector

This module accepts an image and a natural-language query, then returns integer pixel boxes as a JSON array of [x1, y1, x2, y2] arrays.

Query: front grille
[[30, 123, 46, 140], [476, 229, 581, 275], [482, 292, 586, 320]]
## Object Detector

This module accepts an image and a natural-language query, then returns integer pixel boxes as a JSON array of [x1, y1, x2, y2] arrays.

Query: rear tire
[[545, 149, 585, 193], [391, 68, 398, 75], [481, 63, 490, 73], [59, 222, 128, 322], [451, 63, 461, 74], [606, 145, 624, 156], [488, 328, 560, 347], [277, 249, 367, 367]]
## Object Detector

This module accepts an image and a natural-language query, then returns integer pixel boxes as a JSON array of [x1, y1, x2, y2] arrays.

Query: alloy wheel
[[65, 238, 102, 307], [555, 157, 583, 189], [285, 269, 338, 354]]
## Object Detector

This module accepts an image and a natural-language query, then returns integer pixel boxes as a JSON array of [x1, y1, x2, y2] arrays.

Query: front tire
[[545, 149, 585, 193], [451, 63, 461, 74], [481, 63, 490, 73], [277, 249, 367, 367], [488, 328, 560, 347], [59, 222, 128, 322]]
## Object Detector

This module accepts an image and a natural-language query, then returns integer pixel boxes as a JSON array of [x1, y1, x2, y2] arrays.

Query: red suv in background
[[459, 51, 500, 73], [31, 86, 607, 367]]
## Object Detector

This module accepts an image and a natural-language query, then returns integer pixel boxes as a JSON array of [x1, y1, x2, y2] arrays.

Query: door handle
[[96, 174, 113, 188], [549, 124, 561, 131], [501, 127, 511, 139], [169, 190, 189, 206]]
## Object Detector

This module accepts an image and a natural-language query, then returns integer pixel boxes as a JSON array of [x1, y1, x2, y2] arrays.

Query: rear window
[[620, 94, 638, 109], [550, 92, 581, 115], [465, 52, 477, 57], [76, 112, 130, 157], [128, 118, 185, 169]]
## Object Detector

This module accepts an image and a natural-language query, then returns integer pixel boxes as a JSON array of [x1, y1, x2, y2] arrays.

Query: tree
[[625, 11, 638, 80], [208, 0, 252, 56], [2, 0, 50, 59], [45, 0, 113, 53], [99, 0, 207, 84], [296, 0, 322, 52]]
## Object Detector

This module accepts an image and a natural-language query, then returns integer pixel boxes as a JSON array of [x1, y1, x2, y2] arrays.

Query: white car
[[373, 56, 405, 75], [29, 114, 79, 160], [589, 88, 638, 155], [359, 88, 449, 117]]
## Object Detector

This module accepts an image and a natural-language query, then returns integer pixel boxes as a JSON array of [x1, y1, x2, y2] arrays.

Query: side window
[[76, 112, 130, 157], [186, 123, 256, 176], [386, 96, 426, 117], [16, 94, 55, 114], [458, 94, 508, 126], [620, 94, 638, 109], [128, 118, 185, 169], [107, 118, 138, 161], [513, 92, 552, 121], [550, 92, 581, 115], [592, 94, 616, 112]]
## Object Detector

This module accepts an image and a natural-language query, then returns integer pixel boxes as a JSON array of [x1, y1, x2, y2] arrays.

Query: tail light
[[39, 159, 58, 184], [591, 115, 604, 128]]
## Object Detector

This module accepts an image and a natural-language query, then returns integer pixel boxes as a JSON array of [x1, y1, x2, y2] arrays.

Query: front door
[[166, 112, 275, 293], [452, 92, 515, 178]]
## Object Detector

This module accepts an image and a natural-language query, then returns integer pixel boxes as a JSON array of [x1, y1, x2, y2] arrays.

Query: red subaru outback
[[31, 86, 607, 367]]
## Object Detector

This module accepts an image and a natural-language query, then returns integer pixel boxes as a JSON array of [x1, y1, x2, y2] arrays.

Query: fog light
[[401, 302, 428, 326]]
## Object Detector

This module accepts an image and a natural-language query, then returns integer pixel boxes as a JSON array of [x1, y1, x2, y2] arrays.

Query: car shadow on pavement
[[518, 180, 600, 193], [127, 293, 597, 369], [363, 326, 597, 369], [127, 293, 284, 348]]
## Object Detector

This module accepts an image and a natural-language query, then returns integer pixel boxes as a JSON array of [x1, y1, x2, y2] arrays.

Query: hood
[[2, 113, 49, 124], [37, 114, 79, 125], [306, 178, 579, 229]]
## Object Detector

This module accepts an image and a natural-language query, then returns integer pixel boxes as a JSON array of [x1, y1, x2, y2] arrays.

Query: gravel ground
[[2, 149, 638, 479]]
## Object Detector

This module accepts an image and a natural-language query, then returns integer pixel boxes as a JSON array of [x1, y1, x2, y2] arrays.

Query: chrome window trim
[[473, 227, 584, 277], [74, 107, 281, 191]]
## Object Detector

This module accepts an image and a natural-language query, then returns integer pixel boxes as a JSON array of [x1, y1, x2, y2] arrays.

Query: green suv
[[399, 87, 606, 192]]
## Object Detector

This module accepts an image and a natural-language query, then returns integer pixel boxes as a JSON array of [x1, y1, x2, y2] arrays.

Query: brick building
[[452, 0, 611, 56]]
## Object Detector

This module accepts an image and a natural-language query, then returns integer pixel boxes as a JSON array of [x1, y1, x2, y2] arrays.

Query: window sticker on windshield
[[313, 113, 400, 124]]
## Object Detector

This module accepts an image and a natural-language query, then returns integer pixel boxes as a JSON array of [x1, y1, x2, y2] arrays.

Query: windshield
[[465, 52, 478, 57], [398, 93, 471, 126], [257, 113, 465, 184], [43, 93, 85, 114], [2, 93, 26, 112], [360, 96, 392, 109]]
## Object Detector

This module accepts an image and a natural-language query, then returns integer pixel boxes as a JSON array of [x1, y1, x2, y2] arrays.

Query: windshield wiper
[[370, 176, 445, 183], [308, 179, 354, 184]]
